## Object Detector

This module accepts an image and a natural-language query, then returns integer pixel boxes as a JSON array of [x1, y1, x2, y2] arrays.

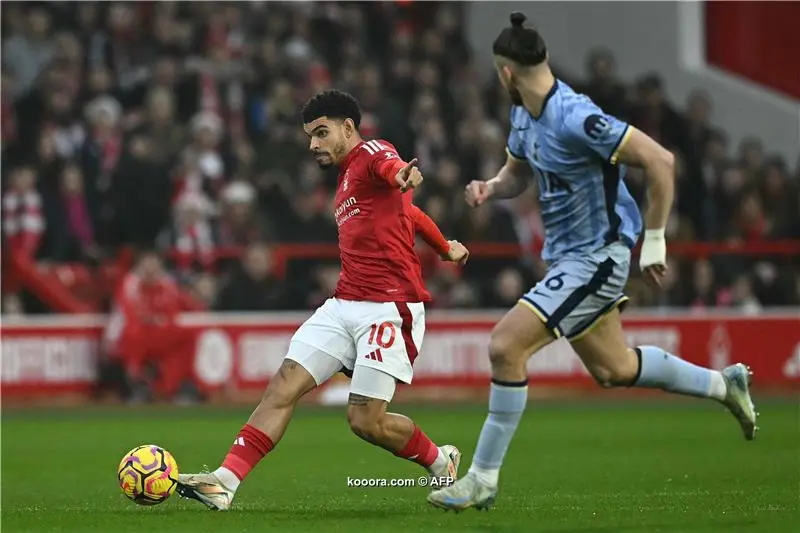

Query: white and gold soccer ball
[[117, 445, 179, 505]]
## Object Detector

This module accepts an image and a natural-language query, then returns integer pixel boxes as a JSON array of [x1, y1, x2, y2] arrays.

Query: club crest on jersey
[[583, 114, 611, 140]]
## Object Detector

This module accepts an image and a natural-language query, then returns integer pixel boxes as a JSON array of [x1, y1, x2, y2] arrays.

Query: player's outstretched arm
[[408, 204, 469, 265], [372, 151, 423, 192], [465, 153, 533, 207], [614, 126, 675, 286]]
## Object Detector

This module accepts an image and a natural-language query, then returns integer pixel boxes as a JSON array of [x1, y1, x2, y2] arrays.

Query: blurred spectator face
[[316, 265, 341, 294], [424, 196, 448, 226], [229, 201, 253, 225], [469, 204, 493, 229], [587, 49, 615, 82], [109, 4, 136, 35], [53, 33, 83, 65], [435, 6, 459, 36], [60, 165, 84, 195], [191, 274, 217, 308], [495, 268, 524, 303], [739, 139, 764, 170], [153, 57, 178, 86], [739, 193, 763, 222], [88, 66, 113, 94], [687, 91, 712, 126], [11, 167, 36, 192], [391, 57, 413, 84], [77, 4, 98, 31], [693, 260, 714, 294], [86, 96, 122, 132], [421, 119, 446, 147], [731, 275, 755, 303], [2, 294, 24, 316], [28, 9, 51, 39], [193, 121, 221, 150], [391, 31, 413, 56], [153, 13, 178, 44], [37, 132, 57, 161], [457, 120, 480, 147], [720, 167, 745, 196], [138, 254, 164, 284], [763, 160, 787, 197], [435, 158, 460, 189], [661, 257, 679, 291], [416, 62, 441, 90], [493, 272, 523, 305], [422, 31, 445, 60], [243, 244, 272, 281], [176, 195, 208, 228], [705, 134, 728, 164], [129, 135, 153, 159], [259, 40, 280, 68], [147, 88, 175, 125], [47, 91, 74, 120]]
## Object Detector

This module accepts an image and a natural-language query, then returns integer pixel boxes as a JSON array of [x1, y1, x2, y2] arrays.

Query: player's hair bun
[[510, 12, 526, 28]]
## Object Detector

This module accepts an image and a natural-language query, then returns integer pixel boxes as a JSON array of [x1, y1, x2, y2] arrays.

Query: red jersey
[[333, 139, 430, 302]]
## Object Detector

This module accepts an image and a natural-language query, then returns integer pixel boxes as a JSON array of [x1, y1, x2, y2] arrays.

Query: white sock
[[213, 467, 240, 492], [468, 463, 499, 487], [428, 447, 449, 475], [709, 371, 727, 402]]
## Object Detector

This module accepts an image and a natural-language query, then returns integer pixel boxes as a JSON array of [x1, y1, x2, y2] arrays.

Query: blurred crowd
[[3, 1, 800, 316]]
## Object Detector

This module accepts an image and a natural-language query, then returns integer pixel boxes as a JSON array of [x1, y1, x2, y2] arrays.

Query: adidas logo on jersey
[[364, 349, 383, 362]]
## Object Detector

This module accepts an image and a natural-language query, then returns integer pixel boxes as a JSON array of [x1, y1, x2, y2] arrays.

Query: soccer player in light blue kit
[[428, 12, 758, 511]]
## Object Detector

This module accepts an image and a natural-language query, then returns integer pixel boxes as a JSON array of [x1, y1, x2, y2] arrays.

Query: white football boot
[[720, 363, 759, 440], [427, 471, 497, 512], [176, 472, 234, 511], [428, 445, 461, 486]]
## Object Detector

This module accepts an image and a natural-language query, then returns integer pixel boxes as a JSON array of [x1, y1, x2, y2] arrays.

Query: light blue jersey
[[507, 80, 642, 263], [508, 80, 643, 340]]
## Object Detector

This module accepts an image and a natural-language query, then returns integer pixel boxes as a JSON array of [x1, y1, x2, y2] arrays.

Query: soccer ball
[[117, 445, 179, 505]]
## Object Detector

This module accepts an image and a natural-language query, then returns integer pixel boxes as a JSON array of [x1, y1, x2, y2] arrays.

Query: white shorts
[[285, 298, 425, 399]]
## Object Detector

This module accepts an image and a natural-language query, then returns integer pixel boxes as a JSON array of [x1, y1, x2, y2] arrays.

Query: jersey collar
[[529, 79, 560, 121]]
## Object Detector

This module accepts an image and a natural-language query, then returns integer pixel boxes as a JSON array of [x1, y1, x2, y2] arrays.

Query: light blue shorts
[[520, 241, 631, 340]]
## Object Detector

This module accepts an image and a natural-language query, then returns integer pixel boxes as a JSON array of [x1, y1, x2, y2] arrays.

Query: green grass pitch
[[2, 399, 798, 532]]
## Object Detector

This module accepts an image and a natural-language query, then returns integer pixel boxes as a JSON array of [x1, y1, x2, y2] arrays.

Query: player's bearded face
[[496, 62, 524, 106], [305, 118, 349, 169]]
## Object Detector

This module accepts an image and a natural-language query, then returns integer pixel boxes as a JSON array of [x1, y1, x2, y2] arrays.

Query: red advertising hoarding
[[1, 312, 798, 397]]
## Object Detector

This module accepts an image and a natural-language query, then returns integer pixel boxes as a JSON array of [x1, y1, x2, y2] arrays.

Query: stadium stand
[[2, 1, 799, 317]]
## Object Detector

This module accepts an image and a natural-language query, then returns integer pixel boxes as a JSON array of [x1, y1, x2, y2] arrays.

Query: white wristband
[[639, 228, 667, 270], [644, 228, 665, 241]]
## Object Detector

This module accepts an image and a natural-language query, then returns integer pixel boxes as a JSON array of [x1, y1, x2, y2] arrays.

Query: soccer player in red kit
[[177, 90, 470, 510]]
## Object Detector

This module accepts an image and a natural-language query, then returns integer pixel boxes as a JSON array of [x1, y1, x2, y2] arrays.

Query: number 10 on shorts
[[365, 322, 396, 362]]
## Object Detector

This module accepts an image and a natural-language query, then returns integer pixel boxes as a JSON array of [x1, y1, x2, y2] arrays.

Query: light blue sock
[[634, 345, 726, 400], [468, 380, 528, 486]]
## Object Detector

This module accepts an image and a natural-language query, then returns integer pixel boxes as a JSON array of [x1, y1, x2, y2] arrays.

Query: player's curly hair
[[493, 12, 547, 67], [300, 90, 362, 128]]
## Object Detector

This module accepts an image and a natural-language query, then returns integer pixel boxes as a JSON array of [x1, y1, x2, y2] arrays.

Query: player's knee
[[259, 361, 309, 408], [589, 355, 639, 388], [346, 409, 382, 443], [488, 330, 523, 370]]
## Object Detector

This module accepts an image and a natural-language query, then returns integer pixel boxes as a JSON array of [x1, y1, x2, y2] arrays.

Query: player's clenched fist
[[395, 158, 423, 192], [465, 180, 492, 207], [443, 240, 469, 265]]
